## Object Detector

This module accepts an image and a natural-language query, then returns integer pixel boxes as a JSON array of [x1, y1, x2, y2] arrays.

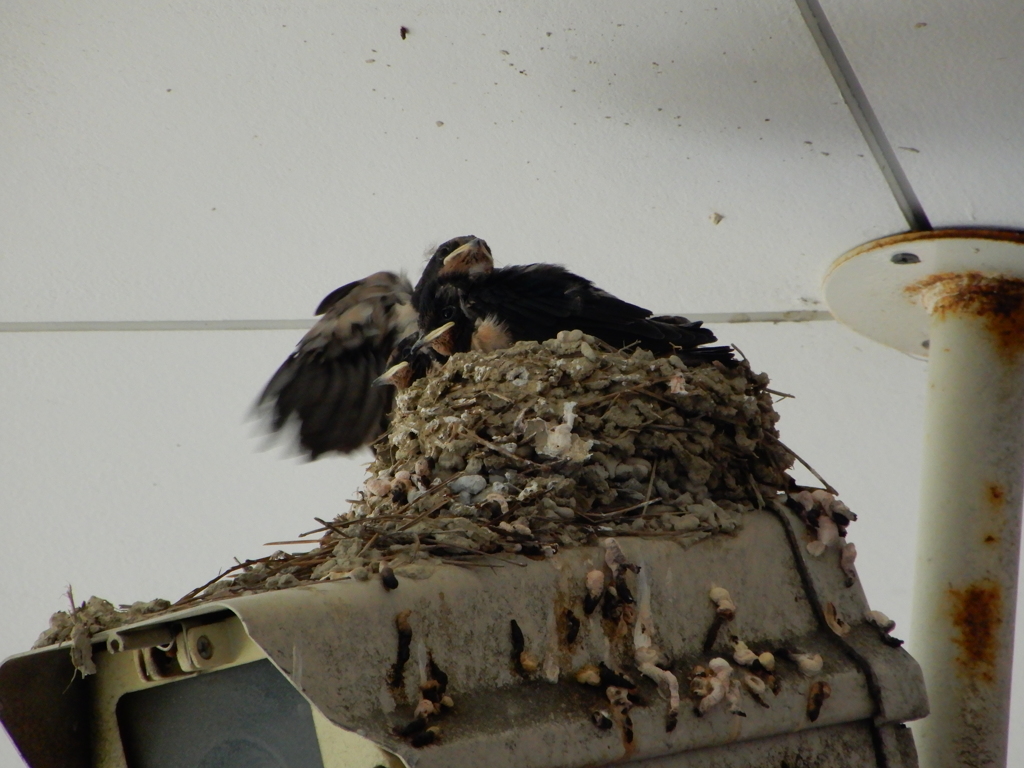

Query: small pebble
[[450, 474, 487, 495]]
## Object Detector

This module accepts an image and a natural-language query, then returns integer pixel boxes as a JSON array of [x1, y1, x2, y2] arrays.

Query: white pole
[[909, 273, 1024, 768]]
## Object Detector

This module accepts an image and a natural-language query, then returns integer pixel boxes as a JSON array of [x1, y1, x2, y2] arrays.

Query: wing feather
[[255, 271, 416, 457]]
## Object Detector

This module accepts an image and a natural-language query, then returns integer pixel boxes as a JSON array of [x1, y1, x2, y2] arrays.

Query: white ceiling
[[2, 1, 1023, 766], [821, 0, 1024, 227], [2, 0, 913, 322]]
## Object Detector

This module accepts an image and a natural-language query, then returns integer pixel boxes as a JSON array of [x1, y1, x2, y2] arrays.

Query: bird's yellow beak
[[415, 321, 457, 356], [440, 238, 493, 276], [373, 361, 412, 389]]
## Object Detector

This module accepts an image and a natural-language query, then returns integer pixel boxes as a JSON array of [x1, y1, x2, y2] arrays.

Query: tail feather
[[648, 315, 718, 346], [672, 344, 735, 364]]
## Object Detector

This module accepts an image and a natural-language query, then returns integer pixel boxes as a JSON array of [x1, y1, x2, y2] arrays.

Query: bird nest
[[35, 332, 808, 653], [346, 333, 793, 559]]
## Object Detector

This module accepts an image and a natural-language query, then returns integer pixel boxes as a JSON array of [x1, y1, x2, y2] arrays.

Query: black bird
[[413, 237, 732, 363], [256, 236, 730, 459]]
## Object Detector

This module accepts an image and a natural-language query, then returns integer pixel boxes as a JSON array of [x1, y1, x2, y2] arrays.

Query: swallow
[[255, 271, 424, 458], [256, 235, 731, 459], [412, 237, 732, 363], [255, 242, 482, 459]]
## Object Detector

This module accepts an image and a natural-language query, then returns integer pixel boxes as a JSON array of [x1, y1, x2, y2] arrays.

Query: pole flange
[[822, 228, 1024, 357]]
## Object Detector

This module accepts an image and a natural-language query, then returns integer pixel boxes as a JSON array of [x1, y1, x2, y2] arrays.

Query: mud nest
[[37, 331, 810, 650]]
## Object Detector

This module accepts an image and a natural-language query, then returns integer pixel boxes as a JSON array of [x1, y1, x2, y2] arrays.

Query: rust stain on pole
[[905, 272, 1024, 361], [982, 483, 1006, 545], [985, 482, 1005, 508], [947, 581, 1003, 682]]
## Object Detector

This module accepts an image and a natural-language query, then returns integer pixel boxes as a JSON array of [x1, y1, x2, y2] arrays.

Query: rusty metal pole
[[823, 230, 1024, 768], [908, 273, 1024, 768]]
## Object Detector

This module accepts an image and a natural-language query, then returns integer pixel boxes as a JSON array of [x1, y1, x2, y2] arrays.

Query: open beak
[[440, 238, 493, 276], [414, 321, 457, 356], [373, 361, 412, 389], [443, 240, 478, 263]]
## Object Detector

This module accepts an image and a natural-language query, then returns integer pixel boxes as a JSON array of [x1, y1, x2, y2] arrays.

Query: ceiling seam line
[[0, 313, 835, 333], [794, 0, 932, 232]]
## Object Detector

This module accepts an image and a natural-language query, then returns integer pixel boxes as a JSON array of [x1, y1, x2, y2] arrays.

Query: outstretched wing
[[256, 271, 417, 458]]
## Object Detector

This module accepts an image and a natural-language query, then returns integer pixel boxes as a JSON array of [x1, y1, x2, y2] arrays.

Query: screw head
[[891, 252, 921, 265], [196, 635, 214, 660]]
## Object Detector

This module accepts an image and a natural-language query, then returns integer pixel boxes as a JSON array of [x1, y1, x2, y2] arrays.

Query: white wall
[[2, 2, 1023, 766]]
